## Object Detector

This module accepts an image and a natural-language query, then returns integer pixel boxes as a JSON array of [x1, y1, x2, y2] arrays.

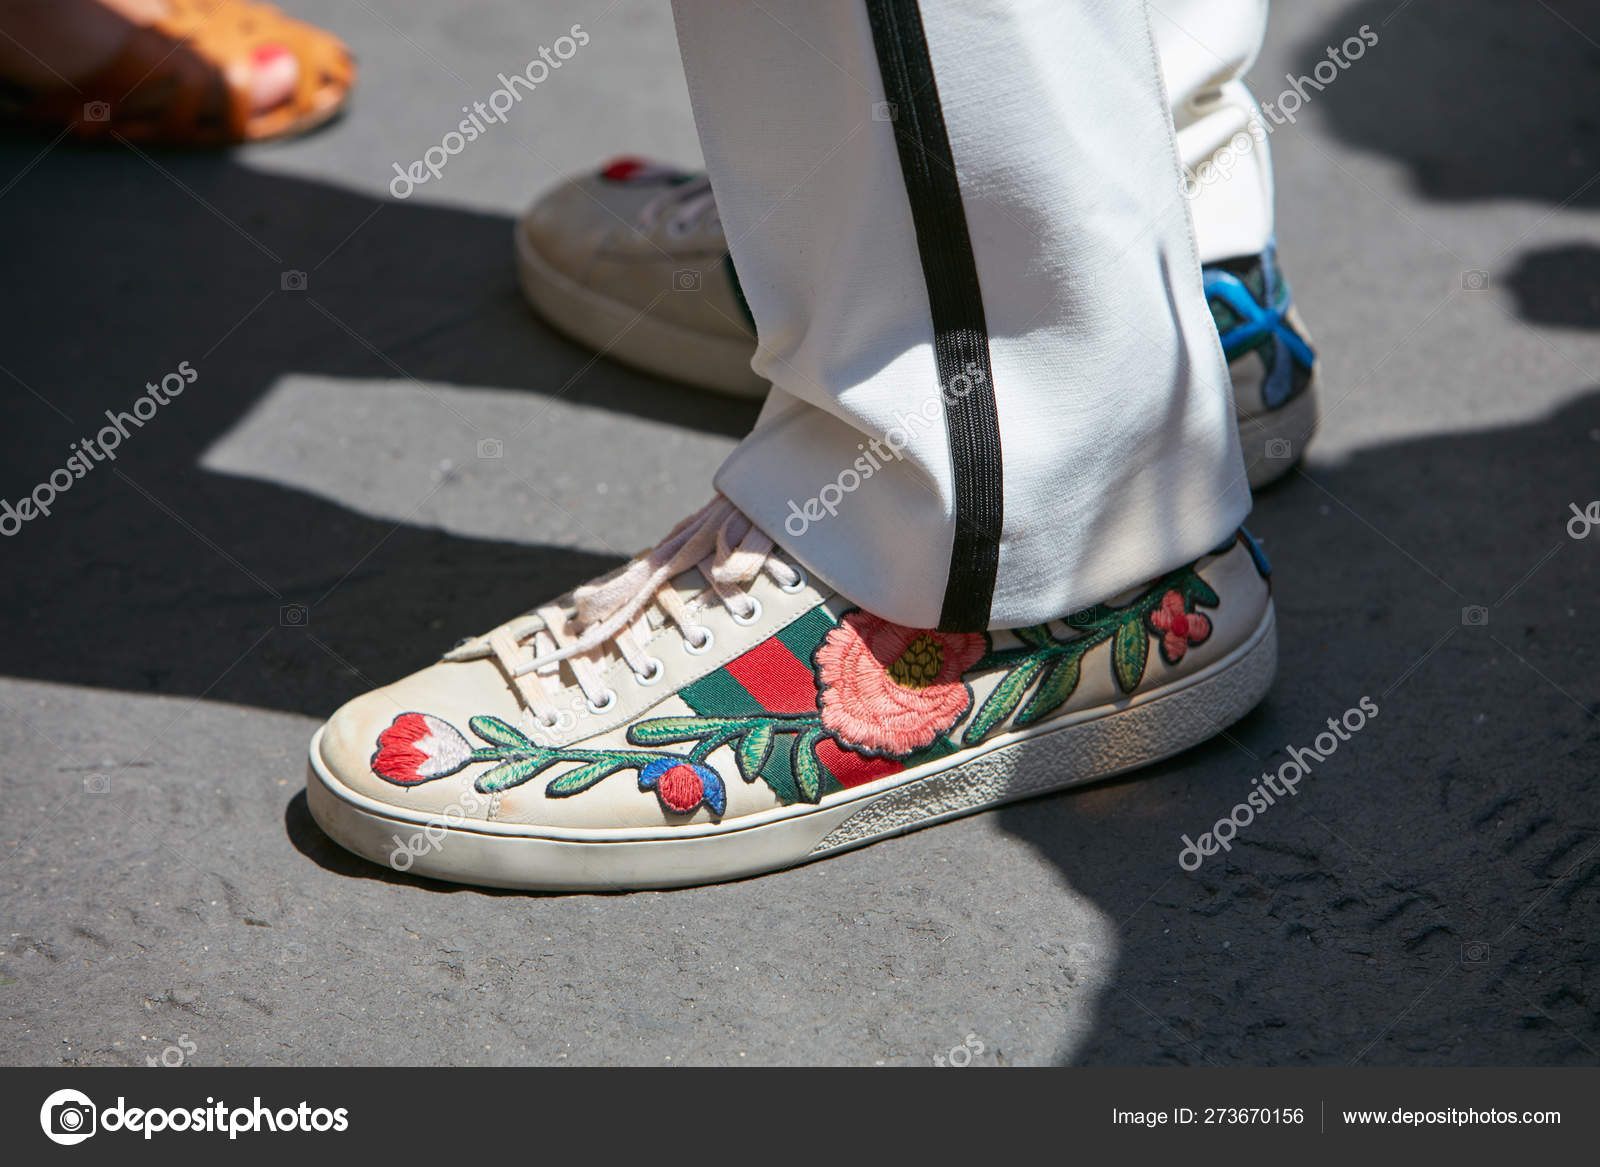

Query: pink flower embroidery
[[815, 613, 985, 755], [1148, 590, 1212, 664], [371, 713, 472, 786]]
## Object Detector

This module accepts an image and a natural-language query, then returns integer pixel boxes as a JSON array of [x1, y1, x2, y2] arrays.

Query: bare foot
[[0, 0, 298, 113]]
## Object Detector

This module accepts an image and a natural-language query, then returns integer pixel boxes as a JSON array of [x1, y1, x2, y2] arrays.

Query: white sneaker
[[515, 159, 763, 400], [515, 157, 1319, 488], [307, 496, 1277, 890]]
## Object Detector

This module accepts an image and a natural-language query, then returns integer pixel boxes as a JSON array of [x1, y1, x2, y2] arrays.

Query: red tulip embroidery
[[370, 712, 473, 786], [814, 613, 985, 755], [1147, 590, 1212, 664]]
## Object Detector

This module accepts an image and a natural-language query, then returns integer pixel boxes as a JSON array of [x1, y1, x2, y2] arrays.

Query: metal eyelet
[[730, 596, 763, 626], [635, 657, 666, 686], [683, 627, 715, 655], [585, 689, 619, 715], [778, 563, 808, 594], [535, 708, 576, 735]]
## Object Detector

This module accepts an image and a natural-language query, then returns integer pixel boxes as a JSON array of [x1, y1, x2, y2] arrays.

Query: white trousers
[[1153, 0, 1274, 262], [674, 0, 1272, 630]]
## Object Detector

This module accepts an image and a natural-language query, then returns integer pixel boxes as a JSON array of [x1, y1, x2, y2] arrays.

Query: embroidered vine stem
[[463, 716, 666, 796], [960, 565, 1218, 745], [462, 712, 834, 801], [628, 713, 832, 800]]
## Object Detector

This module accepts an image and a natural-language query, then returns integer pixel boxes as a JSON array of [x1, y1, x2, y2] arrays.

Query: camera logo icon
[[871, 101, 898, 121], [1461, 940, 1491, 966], [1462, 269, 1490, 291], [672, 269, 702, 292], [1461, 605, 1489, 627], [40, 1088, 97, 1146], [83, 101, 111, 122], [1264, 438, 1293, 460], [477, 438, 503, 460], [83, 773, 110, 795], [280, 269, 308, 292]]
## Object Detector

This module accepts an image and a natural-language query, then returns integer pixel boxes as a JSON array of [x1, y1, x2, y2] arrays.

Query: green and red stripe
[[680, 605, 908, 797]]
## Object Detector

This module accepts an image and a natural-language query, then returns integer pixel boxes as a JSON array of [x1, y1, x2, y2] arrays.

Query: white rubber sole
[[307, 603, 1277, 892], [1238, 372, 1320, 490], [514, 223, 768, 399]]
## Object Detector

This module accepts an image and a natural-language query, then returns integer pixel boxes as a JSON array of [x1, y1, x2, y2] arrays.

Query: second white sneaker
[[515, 157, 1319, 488]]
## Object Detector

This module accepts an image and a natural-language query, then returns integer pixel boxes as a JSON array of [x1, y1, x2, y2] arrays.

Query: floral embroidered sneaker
[[307, 497, 1278, 891], [514, 158, 1319, 488]]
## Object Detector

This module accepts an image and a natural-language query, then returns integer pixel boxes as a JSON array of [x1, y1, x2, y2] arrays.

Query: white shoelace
[[445, 496, 801, 729], [638, 174, 719, 237]]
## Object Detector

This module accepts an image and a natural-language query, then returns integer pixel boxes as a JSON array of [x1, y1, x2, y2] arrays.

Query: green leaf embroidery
[[628, 716, 741, 745], [474, 755, 547, 793], [792, 728, 825, 803], [736, 722, 776, 784], [964, 658, 1045, 745], [1015, 653, 1083, 728], [469, 715, 535, 751], [1182, 572, 1220, 609], [1012, 625, 1057, 650], [1111, 616, 1149, 694], [544, 756, 635, 797]]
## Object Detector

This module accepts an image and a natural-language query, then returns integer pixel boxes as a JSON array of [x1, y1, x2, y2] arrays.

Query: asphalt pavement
[[2, 0, 1597, 1065]]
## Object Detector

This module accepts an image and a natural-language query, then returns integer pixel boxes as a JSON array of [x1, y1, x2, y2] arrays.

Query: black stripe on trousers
[[864, 0, 1004, 633]]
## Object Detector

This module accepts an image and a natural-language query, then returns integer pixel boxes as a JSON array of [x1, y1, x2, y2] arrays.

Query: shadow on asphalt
[[1, 151, 759, 718], [1504, 243, 1600, 332], [5, 0, 1599, 1062], [1304, 0, 1600, 210]]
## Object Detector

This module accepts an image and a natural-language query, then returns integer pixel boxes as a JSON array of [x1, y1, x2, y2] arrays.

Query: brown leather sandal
[[1, 0, 355, 146]]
